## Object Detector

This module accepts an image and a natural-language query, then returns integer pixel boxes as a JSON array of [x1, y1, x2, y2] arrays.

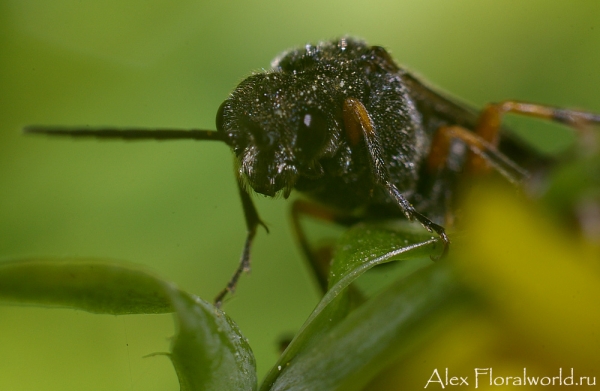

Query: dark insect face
[[216, 73, 338, 197]]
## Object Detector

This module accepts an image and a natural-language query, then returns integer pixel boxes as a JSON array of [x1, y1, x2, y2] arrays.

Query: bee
[[26, 37, 600, 306]]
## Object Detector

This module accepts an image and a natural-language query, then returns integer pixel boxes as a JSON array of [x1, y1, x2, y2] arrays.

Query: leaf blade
[[0, 258, 258, 390], [261, 223, 442, 390], [268, 262, 464, 391], [0, 258, 173, 314], [167, 287, 257, 391]]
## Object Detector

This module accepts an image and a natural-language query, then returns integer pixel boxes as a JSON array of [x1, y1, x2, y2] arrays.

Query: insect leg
[[291, 199, 359, 293], [427, 125, 530, 185], [469, 101, 600, 172], [213, 180, 267, 307], [343, 97, 449, 257]]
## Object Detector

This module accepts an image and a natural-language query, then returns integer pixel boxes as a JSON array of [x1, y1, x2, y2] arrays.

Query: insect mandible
[[26, 37, 600, 306]]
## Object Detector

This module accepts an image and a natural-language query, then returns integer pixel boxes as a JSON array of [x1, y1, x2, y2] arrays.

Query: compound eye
[[296, 110, 328, 158], [241, 119, 279, 152], [215, 101, 226, 132]]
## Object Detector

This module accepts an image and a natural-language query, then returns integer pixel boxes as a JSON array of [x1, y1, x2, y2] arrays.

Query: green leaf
[[0, 258, 173, 314], [261, 222, 444, 391], [267, 262, 463, 391], [0, 258, 257, 391], [327, 222, 442, 289], [167, 287, 257, 391]]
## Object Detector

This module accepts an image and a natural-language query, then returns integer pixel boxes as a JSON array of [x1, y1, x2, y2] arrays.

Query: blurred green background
[[0, 1, 599, 390]]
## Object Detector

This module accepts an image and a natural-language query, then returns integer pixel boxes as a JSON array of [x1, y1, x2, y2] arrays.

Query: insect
[[26, 37, 600, 306]]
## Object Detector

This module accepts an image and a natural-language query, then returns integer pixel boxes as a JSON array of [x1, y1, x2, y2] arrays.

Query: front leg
[[343, 97, 449, 258], [291, 199, 361, 293], [214, 180, 267, 307]]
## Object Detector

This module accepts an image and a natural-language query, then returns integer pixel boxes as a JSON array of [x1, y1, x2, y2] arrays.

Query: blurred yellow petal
[[365, 182, 599, 390], [456, 183, 600, 370]]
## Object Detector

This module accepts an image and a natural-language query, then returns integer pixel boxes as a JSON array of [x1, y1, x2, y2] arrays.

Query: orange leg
[[427, 125, 529, 184], [343, 97, 449, 258], [470, 100, 600, 173]]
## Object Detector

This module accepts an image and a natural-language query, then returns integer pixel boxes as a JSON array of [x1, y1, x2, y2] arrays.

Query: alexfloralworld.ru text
[[424, 368, 596, 388]]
